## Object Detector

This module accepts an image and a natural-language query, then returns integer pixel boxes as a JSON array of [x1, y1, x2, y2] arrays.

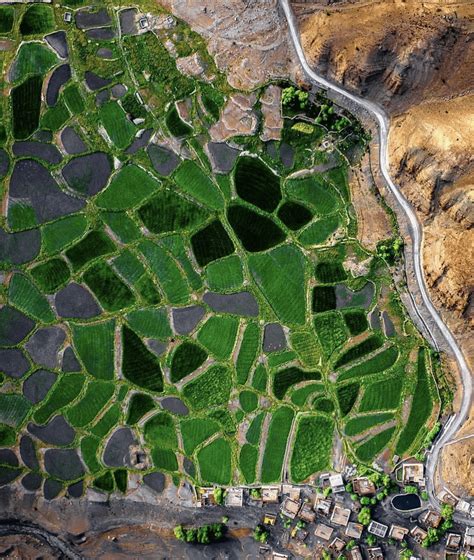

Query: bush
[[404, 485, 418, 494], [253, 524, 269, 543], [358, 507, 371, 526], [174, 523, 226, 544]]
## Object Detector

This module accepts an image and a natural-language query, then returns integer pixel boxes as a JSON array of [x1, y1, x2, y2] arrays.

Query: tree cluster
[[282, 86, 309, 110], [173, 523, 226, 544], [253, 524, 269, 543]]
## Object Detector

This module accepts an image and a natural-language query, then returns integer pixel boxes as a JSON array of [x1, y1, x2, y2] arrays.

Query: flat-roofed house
[[329, 473, 345, 493], [348, 547, 363, 560], [345, 521, 364, 539], [314, 523, 334, 542], [419, 509, 442, 528], [299, 502, 316, 523], [225, 487, 243, 507], [262, 486, 280, 503], [388, 524, 409, 541], [446, 532, 462, 550], [410, 525, 428, 543], [353, 477, 376, 496], [329, 537, 345, 553], [367, 547, 384, 560], [280, 497, 300, 520], [331, 505, 351, 527], [401, 461, 424, 485], [368, 520, 388, 538]]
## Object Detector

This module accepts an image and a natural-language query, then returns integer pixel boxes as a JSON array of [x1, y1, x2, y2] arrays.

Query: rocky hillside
[[296, 0, 474, 367]]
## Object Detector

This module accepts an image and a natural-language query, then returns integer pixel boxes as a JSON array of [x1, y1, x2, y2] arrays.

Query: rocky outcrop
[[157, 0, 301, 90]]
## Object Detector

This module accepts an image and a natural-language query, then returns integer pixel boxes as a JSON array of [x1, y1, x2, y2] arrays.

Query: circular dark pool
[[391, 493, 422, 512]]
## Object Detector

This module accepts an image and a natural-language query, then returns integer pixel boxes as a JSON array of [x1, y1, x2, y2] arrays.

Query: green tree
[[360, 497, 371, 506], [174, 525, 185, 541], [366, 534, 376, 546], [404, 485, 418, 494], [253, 524, 269, 543], [358, 507, 371, 526], [214, 487, 225, 505]]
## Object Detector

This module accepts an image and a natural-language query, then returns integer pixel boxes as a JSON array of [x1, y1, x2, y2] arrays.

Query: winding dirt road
[[279, 0, 472, 520]]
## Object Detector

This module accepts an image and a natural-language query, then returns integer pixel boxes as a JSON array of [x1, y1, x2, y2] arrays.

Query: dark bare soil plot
[[62, 347, 81, 373], [103, 427, 137, 467], [0, 228, 41, 265], [207, 142, 240, 174], [44, 448, 84, 481], [12, 141, 62, 165], [98, 47, 114, 60], [203, 291, 259, 317], [126, 129, 153, 155], [46, 65, 71, 108], [22, 369, 57, 404], [28, 415, 75, 446], [20, 435, 39, 470], [62, 152, 112, 197], [76, 8, 111, 29], [9, 160, 85, 225], [45, 31, 69, 59], [0, 349, 30, 379], [172, 305, 206, 335], [0, 306, 35, 346], [61, 127, 87, 155], [85, 71, 112, 91], [161, 397, 189, 416], [119, 8, 139, 36], [86, 28, 116, 40], [143, 471, 165, 493], [25, 326, 66, 369], [335, 282, 374, 310], [22, 472, 42, 492], [263, 323, 287, 353], [147, 145, 180, 176], [55, 283, 101, 319]]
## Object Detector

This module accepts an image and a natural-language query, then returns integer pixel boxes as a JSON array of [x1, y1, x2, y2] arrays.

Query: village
[[191, 457, 474, 560]]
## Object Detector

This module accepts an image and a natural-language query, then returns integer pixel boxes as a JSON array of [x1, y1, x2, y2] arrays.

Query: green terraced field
[[0, 3, 441, 499]]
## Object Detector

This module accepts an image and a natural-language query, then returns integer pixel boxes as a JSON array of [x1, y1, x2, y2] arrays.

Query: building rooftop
[[280, 497, 300, 519], [401, 461, 424, 484], [446, 532, 462, 550], [348, 547, 363, 560], [314, 523, 334, 542], [329, 537, 345, 552], [353, 477, 376, 496], [368, 520, 388, 538], [331, 504, 351, 527], [329, 473, 345, 493], [263, 513, 277, 526], [410, 525, 428, 543], [345, 521, 364, 539], [299, 502, 316, 523], [262, 486, 280, 503], [367, 546, 384, 560], [388, 524, 409, 541], [225, 487, 243, 507], [419, 509, 442, 528], [314, 496, 332, 516]]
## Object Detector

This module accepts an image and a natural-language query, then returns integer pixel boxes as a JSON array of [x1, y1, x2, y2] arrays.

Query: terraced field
[[0, 3, 440, 498]]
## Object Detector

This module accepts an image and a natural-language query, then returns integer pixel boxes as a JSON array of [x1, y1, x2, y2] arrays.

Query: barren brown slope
[[296, 0, 474, 363], [296, 0, 473, 496]]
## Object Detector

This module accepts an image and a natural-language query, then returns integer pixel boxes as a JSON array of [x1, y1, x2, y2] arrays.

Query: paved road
[[279, 0, 472, 519]]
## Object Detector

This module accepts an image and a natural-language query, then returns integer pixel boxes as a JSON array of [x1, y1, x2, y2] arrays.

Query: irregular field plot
[[83, 261, 135, 312], [249, 245, 306, 326], [181, 417, 220, 455], [198, 437, 231, 485], [182, 365, 231, 410], [314, 311, 348, 357], [234, 156, 281, 212], [206, 255, 243, 292], [144, 412, 177, 449], [96, 165, 159, 210], [260, 406, 294, 483], [174, 160, 224, 210], [197, 316, 239, 361], [170, 342, 208, 383], [137, 189, 207, 234], [334, 334, 384, 370], [356, 426, 396, 462], [191, 220, 234, 267], [227, 205, 285, 253], [99, 102, 136, 149], [66, 230, 116, 272], [396, 348, 433, 455], [235, 322, 259, 384], [66, 380, 114, 427], [122, 326, 164, 392], [34, 374, 85, 424], [126, 393, 155, 425], [359, 374, 403, 412], [286, 176, 338, 215], [345, 413, 394, 436], [273, 367, 321, 400], [290, 383, 324, 407], [72, 321, 115, 380], [290, 415, 334, 482], [338, 346, 398, 382], [240, 443, 258, 483]]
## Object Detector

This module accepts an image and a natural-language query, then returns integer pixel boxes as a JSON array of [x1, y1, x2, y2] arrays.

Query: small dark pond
[[391, 493, 421, 511]]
